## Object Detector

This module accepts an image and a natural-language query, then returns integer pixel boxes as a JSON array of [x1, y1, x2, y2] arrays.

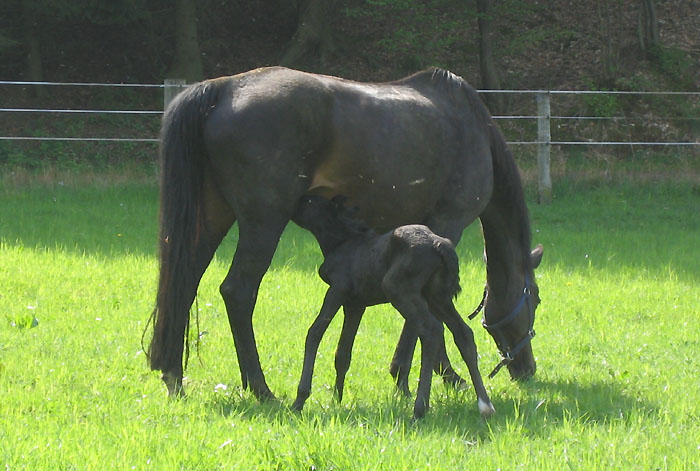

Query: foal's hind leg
[[431, 299, 495, 417], [389, 324, 417, 397], [384, 272, 442, 419], [388, 297, 442, 419], [391, 322, 466, 393]]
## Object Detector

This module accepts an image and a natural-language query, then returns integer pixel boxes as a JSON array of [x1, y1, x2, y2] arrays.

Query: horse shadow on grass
[[448, 375, 660, 437], [197, 373, 659, 439]]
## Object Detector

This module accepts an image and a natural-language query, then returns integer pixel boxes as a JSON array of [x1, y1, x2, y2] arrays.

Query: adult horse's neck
[[480, 203, 532, 312], [479, 137, 533, 313]]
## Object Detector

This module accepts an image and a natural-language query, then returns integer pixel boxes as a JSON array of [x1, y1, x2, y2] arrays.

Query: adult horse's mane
[[429, 68, 533, 274]]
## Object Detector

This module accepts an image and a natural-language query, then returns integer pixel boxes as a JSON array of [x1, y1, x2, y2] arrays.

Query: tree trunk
[[21, 0, 44, 96], [476, 0, 503, 114], [168, 0, 203, 82], [638, 0, 660, 58], [280, 0, 337, 68], [22, 0, 42, 81], [596, 0, 621, 87]]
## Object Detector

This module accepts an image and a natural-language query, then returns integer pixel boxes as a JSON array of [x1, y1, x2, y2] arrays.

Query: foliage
[[345, 0, 477, 73], [21, 0, 149, 24], [649, 45, 696, 90], [0, 180, 699, 469], [0, 31, 20, 53]]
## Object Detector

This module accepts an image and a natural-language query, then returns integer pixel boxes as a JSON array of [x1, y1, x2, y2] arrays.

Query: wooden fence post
[[163, 78, 187, 110], [536, 92, 552, 204]]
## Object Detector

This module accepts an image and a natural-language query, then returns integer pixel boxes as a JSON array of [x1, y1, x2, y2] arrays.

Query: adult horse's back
[[147, 67, 541, 399]]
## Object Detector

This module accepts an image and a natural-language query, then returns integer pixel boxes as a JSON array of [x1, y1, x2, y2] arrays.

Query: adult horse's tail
[[147, 80, 227, 376]]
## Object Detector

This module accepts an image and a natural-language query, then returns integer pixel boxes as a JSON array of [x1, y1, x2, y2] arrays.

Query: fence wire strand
[[1, 81, 698, 146]]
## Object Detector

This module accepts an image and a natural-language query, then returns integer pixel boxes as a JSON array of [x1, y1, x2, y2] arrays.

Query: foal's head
[[293, 195, 369, 254]]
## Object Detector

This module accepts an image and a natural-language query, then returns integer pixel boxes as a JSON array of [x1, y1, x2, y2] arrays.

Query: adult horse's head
[[481, 245, 543, 381]]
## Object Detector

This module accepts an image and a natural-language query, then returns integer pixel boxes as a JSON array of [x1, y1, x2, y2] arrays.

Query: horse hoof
[[162, 372, 184, 398], [252, 387, 277, 403], [442, 374, 468, 391], [478, 398, 496, 418], [413, 401, 428, 420]]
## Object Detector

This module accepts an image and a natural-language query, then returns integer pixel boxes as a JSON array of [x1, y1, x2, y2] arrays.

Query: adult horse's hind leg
[[159, 231, 233, 396], [219, 218, 289, 401], [153, 176, 235, 397]]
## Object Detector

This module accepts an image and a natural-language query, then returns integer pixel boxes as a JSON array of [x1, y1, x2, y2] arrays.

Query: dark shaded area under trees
[[1, 0, 698, 90], [0, 0, 698, 172]]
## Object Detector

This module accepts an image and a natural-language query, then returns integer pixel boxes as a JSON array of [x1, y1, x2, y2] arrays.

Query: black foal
[[291, 195, 495, 419]]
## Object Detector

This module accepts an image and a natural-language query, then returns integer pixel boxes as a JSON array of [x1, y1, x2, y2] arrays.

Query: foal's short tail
[[432, 239, 462, 301], [146, 80, 226, 374]]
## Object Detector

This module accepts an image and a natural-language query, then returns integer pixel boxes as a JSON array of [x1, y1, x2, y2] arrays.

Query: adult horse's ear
[[530, 244, 544, 269]]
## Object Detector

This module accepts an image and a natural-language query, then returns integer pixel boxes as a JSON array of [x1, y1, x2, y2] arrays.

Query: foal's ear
[[530, 244, 544, 269]]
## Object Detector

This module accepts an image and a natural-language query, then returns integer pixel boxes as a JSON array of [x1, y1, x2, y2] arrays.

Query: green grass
[[1, 177, 699, 470]]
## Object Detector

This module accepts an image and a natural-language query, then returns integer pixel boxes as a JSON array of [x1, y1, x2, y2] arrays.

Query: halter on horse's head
[[470, 245, 543, 380]]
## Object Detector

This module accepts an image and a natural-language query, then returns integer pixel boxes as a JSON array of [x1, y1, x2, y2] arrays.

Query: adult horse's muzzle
[[505, 342, 536, 380], [471, 277, 537, 380]]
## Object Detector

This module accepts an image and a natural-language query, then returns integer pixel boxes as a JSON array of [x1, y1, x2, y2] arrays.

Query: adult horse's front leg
[[219, 220, 288, 401]]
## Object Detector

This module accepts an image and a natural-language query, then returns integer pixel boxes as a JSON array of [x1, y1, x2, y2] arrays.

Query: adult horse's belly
[[306, 83, 464, 231], [307, 131, 453, 231]]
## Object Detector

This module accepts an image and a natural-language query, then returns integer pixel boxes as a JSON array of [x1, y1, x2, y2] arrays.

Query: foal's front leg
[[334, 303, 366, 403], [292, 287, 345, 411]]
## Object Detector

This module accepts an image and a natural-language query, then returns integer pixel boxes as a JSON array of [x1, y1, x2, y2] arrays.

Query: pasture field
[[0, 176, 699, 470]]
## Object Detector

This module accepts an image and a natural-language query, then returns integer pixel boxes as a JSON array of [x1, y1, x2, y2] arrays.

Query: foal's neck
[[308, 223, 363, 258]]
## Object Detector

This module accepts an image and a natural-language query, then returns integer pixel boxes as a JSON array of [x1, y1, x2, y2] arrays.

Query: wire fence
[[1, 79, 698, 201], [1, 79, 699, 146]]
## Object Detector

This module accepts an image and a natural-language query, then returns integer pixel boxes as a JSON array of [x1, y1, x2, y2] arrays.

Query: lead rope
[[467, 287, 487, 320], [488, 358, 509, 379]]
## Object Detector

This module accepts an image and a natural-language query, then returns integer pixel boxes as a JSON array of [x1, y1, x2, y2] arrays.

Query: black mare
[[147, 66, 543, 400], [291, 195, 496, 419]]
